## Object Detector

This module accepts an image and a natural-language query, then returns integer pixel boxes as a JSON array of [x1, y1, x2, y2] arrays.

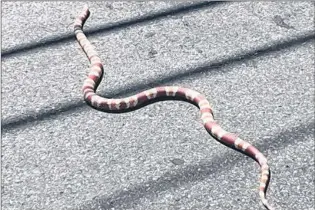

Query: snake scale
[[74, 6, 274, 210]]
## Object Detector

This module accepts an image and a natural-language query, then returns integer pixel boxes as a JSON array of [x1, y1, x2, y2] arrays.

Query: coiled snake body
[[74, 6, 274, 210]]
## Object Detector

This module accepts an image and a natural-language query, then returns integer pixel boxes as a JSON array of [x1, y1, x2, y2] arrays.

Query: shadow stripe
[[76, 121, 314, 210], [2, 32, 314, 132], [1, 1, 224, 58]]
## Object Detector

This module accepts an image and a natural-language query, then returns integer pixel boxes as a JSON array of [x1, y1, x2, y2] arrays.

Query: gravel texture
[[2, 2, 314, 210]]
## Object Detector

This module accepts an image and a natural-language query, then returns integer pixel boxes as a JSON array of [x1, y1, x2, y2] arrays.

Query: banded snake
[[74, 6, 274, 210]]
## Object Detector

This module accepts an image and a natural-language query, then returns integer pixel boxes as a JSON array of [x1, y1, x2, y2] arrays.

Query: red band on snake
[[74, 6, 274, 210]]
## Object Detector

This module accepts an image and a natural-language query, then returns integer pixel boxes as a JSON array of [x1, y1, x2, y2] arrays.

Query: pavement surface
[[1, 1, 314, 210]]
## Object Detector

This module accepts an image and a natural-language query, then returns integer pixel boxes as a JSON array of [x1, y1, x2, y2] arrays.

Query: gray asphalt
[[1, 2, 314, 210]]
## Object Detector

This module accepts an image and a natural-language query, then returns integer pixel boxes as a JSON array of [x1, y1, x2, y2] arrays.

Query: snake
[[74, 6, 274, 210]]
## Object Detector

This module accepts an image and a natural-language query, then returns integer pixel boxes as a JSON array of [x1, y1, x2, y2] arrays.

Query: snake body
[[74, 6, 274, 210]]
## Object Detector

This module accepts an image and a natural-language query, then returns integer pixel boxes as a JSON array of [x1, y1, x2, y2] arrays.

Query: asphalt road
[[2, 2, 314, 210]]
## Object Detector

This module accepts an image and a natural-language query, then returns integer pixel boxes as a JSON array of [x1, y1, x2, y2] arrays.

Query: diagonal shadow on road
[[2, 32, 314, 132], [75, 121, 314, 210], [1, 1, 224, 58]]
